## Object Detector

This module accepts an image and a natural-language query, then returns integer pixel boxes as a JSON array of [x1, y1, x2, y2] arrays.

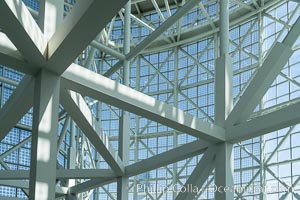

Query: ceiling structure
[[0, 0, 299, 199]]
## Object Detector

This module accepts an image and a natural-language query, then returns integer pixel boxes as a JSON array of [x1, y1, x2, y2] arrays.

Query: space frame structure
[[0, 0, 300, 199]]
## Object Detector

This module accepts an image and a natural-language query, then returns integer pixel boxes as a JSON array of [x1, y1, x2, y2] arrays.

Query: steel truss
[[0, 0, 300, 199]]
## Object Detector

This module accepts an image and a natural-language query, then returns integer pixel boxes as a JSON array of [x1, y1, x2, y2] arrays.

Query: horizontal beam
[[0, 170, 29, 180], [61, 64, 225, 142], [0, 0, 47, 66], [227, 101, 300, 142], [0, 197, 26, 200], [57, 169, 116, 179], [0, 75, 34, 141], [103, 0, 202, 77], [0, 169, 116, 179], [126, 140, 210, 176], [46, 0, 128, 74], [60, 89, 125, 175], [0, 180, 68, 195]]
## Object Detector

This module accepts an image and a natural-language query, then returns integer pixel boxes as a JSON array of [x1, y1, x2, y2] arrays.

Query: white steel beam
[[56, 169, 116, 179], [38, 0, 63, 40], [215, 142, 234, 199], [46, 0, 128, 74], [0, 170, 29, 180], [60, 89, 125, 175], [175, 146, 216, 200], [214, 1, 234, 199], [0, 0, 47, 66], [118, 1, 131, 199], [125, 140, 210, 177], [57, 115, 71, 153], [226, 16, 300, 126], [0, 180, 68, 195], [0, 136, 31, 159], [69, 178, 117, 194], [103, 0, 202, 77], [0, 33, 36, 74], [227, 101, 300, 142], [0, 75, 34, 141], [90, 40, 126, 61], [0, 197, 27, 200], [61, 64, 226, 142], [0, 169, 116, 180], [28, 2, 62, 198], [215, 0, 233, 127], [29, 70, 60, 200]]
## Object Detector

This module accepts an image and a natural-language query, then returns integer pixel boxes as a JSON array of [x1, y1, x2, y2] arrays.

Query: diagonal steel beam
[[227, 100, 300, 142], [225, 16, 300, 126], [61, 63, 226, 142], [175, 146, 216, 200], [60, 89, 125, 175], [0, 75, 34, 141], [69, 178, 117, 194], [138, 139, 174, 176], [46, 0, 128, 75], [0, 136, 31, 159], [0, 0, 47, 66], [125, 140, 210, 177], [0, 33, 35, 74]]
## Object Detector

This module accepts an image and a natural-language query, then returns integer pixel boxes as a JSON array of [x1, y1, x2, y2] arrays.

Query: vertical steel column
[[94, 58, 105, 199], [39, 0, 63, 40], [66, 120, 78, 200], [0, 67, 4, 108], [29, 70, 60, 200], [172, 47, 179, 199], [215, 0, 234, 199], [117, 1, 131, 200], [258, 12, 266, 200], [215, 0, 233, 126], [29, 1, 64, 199], [68, 120, 77, 185], [215, 142, 234, 200], [134, 55, 140, 200]]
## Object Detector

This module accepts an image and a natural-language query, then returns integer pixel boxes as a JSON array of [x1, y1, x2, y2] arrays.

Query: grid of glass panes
[[0, 65, 31, 198], [233, 1, 300, 200], [1, 1, 35, 197], [179, 38, 215, 121], [107, 0, 220, 49], [22, 0, 38, 10], [106, 0, 260, 47], [259, 2, 300, 199], [95, 37, 217, 200], [230, 18, 259, 102], [263, 1, 300, 109]]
